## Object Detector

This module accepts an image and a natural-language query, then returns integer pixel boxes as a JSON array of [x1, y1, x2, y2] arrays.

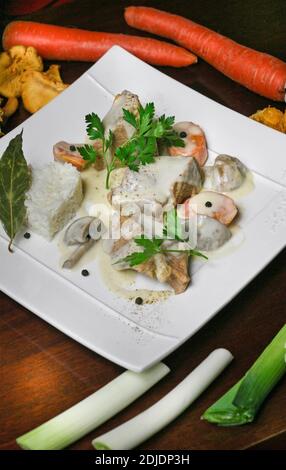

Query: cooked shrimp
[[53, 140, 104, 171], [168, 121, 208, 166], [53, 141, 85, 170], [179, 191, 238, 225]]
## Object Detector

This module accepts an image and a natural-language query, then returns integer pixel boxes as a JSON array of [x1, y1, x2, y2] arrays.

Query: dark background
[[1, 0, 286, 129], [0, 0, 286, 451]]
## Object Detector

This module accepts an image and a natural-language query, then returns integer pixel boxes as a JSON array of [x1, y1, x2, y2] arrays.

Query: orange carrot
[[125, 6, 286, 101], [2, 20, 197, 68]]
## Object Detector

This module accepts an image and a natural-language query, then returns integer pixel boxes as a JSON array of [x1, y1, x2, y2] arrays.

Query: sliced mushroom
[[89, 218, 106, 240], [64, 216, 95, 245], [62, 238, 95, 269]]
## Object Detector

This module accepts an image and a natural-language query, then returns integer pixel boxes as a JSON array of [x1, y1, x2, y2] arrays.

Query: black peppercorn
[[135, 297, 143, 305], [70, 145, 76, 152], [205, 201, 212, 208], [24, 232, 31, 239], [179, 131, 187, 138], [81, 269, 89, 277]]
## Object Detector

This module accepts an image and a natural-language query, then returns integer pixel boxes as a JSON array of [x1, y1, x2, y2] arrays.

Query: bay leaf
[[0, 131, 31, 251]]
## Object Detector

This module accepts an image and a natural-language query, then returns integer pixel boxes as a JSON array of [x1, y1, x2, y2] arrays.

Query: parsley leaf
[[105, 129, 113, 151], [137, 136, 156, 165], [85, 113, 104, 141], [77, 144, 97, 163], [122, 108, 137, 129], [80, 113, 115, 188], [81, 101, 185, 188], [121, 251, 150, 267], [138, 103, 155, 135], [115, 140, 138, 170], [116, 232, 207, 268], [118, 102, 182, 172], [116, 235, 164, 267], [135, 236, 164, 251]]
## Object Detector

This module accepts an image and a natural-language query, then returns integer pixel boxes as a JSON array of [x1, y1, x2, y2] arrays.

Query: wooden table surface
[[0, 0, 286, 451]]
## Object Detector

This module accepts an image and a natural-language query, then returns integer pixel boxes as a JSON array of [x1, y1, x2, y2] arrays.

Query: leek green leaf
[[202, 324, 286, 426]]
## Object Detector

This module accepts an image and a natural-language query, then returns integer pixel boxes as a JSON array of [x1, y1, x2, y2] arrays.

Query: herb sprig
[[77, 113, 114, 189], [115, 103, 184, 171], [78, 102, 184, 189], [117, 234, 207, 267], [116, 210, 207, 267]]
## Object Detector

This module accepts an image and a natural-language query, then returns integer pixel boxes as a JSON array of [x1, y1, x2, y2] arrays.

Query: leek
[[203, 324, 286, 425], [16, 362, 170, 450], [92, 348, 233, 450]]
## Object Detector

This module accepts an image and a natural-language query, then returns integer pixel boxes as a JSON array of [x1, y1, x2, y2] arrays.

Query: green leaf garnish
[[0, 131, 31, 252], [138, 103, 155, 135], [115, 140, 139, 171], [77, 144, 97, 163], [116, 103, 183, 174], [79, 113, 115, 189], [115, 235, 164, 267], [81, 102, 185, 189], [85, 113, 104, 141], [116, 231, 207, 268], [116, 209, 207, 267], [122, 108, 137, 129]]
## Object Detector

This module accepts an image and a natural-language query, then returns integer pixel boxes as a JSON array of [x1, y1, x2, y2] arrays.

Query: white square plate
[[1, 47, 285, 371]]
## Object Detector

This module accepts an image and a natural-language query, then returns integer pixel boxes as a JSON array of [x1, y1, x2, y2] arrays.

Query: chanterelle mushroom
[[0, 45, 43, 98], [0, 96, 19, 136], [21, 64, 69, 113]]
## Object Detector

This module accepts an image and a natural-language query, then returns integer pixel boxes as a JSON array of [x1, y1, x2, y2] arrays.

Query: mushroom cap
[[89, 218, 106, 240], [64, 216, 95, 246]]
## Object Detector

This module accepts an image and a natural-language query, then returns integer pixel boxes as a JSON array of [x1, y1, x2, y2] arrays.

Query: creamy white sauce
[[57, 166, 172, 303], [57, 157, 251, 302], [57, 233, 100, 269], [204, 224, 245, 260], [111, 156, 201, 210], [224, 170, 254, 200], [97, 248, 171, 303]]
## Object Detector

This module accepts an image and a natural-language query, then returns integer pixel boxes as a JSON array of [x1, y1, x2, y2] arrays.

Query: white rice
[[25, 162, 83, 240]]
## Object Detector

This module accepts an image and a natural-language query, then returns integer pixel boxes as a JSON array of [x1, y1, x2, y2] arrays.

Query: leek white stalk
[[92, 348, 233, 450], [16, 362, 170, 450]]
